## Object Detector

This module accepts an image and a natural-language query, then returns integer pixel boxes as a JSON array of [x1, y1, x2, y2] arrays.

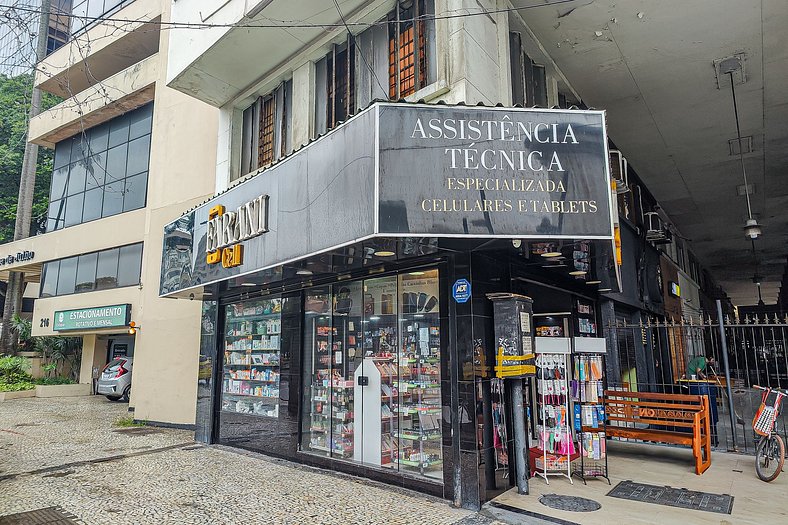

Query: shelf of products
[[301, 271, 443, 480], [575, 299, 597, 337], [221, 298, 282, 418], [571, 352, 610, 484], [533, 350, 575, 485]]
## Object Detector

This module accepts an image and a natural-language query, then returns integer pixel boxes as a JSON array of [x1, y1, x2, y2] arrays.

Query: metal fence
[[604, 313, 788, 454]]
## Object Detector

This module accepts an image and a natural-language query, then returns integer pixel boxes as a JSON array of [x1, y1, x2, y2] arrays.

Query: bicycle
[[752, 385, 787, 482]]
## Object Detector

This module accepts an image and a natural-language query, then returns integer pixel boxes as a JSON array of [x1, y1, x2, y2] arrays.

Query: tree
[[0, 73, 59, 242]]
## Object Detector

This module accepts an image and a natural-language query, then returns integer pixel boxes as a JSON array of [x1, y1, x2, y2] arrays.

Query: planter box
[[0, 389, 36, 401], [34, 383, 91, 398]]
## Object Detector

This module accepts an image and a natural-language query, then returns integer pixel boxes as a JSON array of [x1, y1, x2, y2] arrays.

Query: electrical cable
[[331, 0, 388, 101], [3, 0, 582, 32]]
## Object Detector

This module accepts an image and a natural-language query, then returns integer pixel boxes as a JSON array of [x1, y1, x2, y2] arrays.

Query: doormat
[[607, 480, 734, 514], [539, 494, 601, 512], [0, 506, 82, 524]]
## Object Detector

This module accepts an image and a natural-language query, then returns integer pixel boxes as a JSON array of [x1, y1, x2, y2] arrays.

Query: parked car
[[97, 357, 133, 402]]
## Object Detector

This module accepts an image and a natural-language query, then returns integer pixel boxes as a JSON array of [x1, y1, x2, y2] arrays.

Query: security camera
[[189, 293, 195, 301]]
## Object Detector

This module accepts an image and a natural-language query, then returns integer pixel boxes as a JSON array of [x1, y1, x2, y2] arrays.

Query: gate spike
[[688, 316, 694, 326]]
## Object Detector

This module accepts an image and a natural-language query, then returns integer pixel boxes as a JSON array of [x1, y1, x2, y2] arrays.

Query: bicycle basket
[[753, 403, 777, 437]]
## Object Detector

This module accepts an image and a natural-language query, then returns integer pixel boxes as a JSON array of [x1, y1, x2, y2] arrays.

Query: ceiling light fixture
[[374, 250, 395, 257], [585, 280, 602, 285], [569, 270, 587, 276], [240, 282, 257, 287], [723, 56, 762, 240], [296, 269, 313, 275], [540, 252, 562, 258], [409, 271, 425, 276], [598, 288, 612, 292]]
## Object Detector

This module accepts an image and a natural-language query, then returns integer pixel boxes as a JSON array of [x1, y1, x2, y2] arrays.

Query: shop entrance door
[[301, 270, 443, 480]]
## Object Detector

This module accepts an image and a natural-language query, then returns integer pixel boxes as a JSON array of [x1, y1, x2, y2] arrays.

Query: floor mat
[[607, 480, 734, 514]]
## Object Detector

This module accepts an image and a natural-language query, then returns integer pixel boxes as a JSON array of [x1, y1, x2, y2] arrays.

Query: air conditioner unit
[[609, 150, 630, 194], [644, 211, 672, 244]]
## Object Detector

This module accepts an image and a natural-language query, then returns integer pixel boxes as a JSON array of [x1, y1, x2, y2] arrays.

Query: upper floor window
[[315, 0, 436, 136], [48, 103, 152, 231], [239, 80, 292, 179], [40, 242, 143, 298], [510, 32, 548, 107], [70, 0, 129, 35], [47, 0, 72, 54], [388, 0, 431, 99]]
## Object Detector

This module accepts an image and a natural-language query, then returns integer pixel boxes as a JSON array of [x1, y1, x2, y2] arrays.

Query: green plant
[[113, 416, 145, 428], [0, 381, 35, 392], [42, 362, 57, 378], [10, 314, 34, 353], [37, 337, 82, 382], [33, 376, 75, 385], [0, 354, 32, 384]]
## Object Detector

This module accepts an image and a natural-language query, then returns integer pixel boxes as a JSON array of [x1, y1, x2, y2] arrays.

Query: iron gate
[[604, 314, 788, 453]]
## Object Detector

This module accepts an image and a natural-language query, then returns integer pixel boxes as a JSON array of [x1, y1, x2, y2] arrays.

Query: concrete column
[[215, 107, 234, 191], [79, 335, 106, 385], [292, 61, 315, 146]]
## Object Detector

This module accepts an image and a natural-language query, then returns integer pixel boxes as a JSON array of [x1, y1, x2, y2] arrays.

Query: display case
[[221, 297, 282, 417], [571, 342, 610, 484], [533, 335, 575, 485], [301, 270, 443, 481], [394, 297, 442, 477]]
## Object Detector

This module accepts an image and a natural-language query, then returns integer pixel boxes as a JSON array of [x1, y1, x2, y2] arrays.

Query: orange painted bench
[[603, 390, 712, 475]]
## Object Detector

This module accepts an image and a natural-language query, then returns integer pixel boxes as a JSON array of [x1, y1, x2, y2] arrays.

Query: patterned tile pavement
[[0, 397, 505, 525]]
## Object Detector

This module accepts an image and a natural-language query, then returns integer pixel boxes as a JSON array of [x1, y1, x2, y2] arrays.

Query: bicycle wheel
[[755, 433, 785, 482]]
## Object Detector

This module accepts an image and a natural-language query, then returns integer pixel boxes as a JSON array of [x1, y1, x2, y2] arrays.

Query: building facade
[[0, 0, 777, 512], [155, 0, 731, 509], [0, 0, 218, 425]]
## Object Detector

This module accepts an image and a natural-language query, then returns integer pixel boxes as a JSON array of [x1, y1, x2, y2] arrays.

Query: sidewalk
[[0, 397, 494, 525], [484, 440, 787, 525]]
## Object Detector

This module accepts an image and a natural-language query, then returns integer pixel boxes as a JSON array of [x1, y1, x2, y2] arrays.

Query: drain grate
[[539, 494, 601, 512], [607, 480, 734, 514], [0, 506, 81, 524]]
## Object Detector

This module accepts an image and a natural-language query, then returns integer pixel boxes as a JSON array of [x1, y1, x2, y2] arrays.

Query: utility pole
[[0, 0, 52, 352]]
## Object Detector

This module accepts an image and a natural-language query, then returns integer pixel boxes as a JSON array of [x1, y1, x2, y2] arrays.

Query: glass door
[[301, 270, 443, 480], [396, 270, 442, 478]]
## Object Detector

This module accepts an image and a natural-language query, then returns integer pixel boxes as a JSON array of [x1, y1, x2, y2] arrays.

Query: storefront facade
[[160, 102, 619, 508]]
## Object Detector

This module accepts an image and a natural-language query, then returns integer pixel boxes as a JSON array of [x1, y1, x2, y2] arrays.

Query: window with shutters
[[389, 0, 428, 99], [509, 32, 548, 107], [314, 0, 435, 137], [238, 80, 292, 180]]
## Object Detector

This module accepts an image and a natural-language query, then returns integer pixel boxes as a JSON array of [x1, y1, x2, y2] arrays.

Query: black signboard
[[378, 105, 613, 238], [160, 103, 614, 297]]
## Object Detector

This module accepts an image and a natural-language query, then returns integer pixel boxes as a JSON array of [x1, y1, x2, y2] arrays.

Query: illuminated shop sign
[[206, 195, 269, 268]]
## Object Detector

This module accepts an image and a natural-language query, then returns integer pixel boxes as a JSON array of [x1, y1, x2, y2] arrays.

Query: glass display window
[[222, 297, 282, 417], [301, 269, 442, 481]]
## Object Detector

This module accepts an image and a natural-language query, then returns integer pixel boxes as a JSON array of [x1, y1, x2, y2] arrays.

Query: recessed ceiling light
[[585, 280, 602, 285], [598, 288, 612, 292], [409, 271, 425, 276], [296, 269, 313, 275], [569, 270, 587, 276], [374, 250, 396, 257], [540, 252, 562, 258], [240, 282, 256, 287]]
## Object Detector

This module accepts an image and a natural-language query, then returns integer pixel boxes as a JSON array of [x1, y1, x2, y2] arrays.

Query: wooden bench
[[603, 390, 712, 475]]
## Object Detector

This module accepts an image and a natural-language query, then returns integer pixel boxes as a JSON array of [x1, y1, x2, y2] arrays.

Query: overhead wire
[[2, 0, 581, 32]]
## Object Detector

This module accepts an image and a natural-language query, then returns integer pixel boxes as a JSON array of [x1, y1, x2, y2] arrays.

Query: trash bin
[[688, 381, 719, 445]]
